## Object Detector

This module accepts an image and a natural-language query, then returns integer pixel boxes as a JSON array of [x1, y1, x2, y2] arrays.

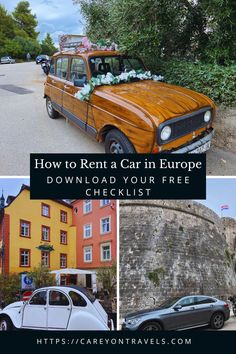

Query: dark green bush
[[156, 60, 236, 106]]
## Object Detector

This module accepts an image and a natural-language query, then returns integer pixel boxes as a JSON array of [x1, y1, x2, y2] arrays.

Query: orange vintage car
[[44, 49, 215, 154]]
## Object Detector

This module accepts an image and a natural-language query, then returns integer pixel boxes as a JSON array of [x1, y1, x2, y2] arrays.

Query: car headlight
[[204, 110, 211, 122], [127, 317, 141, 325], [160, 125, 172, 141]]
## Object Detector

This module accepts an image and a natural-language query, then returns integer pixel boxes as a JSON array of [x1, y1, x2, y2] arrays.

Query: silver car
[[122, 295, 230, 330], [0, 56, 16, 64]]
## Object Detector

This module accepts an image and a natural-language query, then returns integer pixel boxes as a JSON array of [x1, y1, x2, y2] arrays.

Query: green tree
[[74, 0, 236, 65], [28, 264, 56, 288], [0, 274, 20, 306], [200, 0, 236, 64], [96, 262, 116, 298], [0, 5, 16, 44], [41, 33, 57, 55], [12, 1, 39, 39]]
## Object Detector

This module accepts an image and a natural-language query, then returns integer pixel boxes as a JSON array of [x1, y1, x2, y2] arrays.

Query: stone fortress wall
[[120, 200, 236, 316]]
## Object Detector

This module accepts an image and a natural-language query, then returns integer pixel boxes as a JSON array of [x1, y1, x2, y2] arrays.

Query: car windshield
[[89, 55, 146, 78], [157, 297, 182, 309]]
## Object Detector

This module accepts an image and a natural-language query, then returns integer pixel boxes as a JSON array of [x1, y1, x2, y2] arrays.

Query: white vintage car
[[0, 286, 114, 331]]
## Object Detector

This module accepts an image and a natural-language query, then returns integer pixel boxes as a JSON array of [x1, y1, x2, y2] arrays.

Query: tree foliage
[[74, 0, 236, 64], [0, 2, 56, 59], [96, 262, 116, 298], [41, 33, 57, 56], [12, 1, 39, 39], [28, 264, 56, 288], [0, 273, 20, 306]]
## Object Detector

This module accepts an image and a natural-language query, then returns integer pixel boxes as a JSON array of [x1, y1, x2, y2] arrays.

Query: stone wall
[[120, 200, 236, 316]]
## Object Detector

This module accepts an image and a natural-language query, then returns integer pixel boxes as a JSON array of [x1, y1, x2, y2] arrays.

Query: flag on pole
[[221, 204, 229, 211]]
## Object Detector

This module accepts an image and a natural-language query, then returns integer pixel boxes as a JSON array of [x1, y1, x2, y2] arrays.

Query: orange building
[[72, 200, 117, 271]]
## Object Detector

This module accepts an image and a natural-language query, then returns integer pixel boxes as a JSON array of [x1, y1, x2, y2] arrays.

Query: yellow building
[[0, 185, 76, 275]]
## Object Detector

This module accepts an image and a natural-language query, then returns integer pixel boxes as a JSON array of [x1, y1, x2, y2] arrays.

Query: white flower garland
[[75, 70, 164, 101]]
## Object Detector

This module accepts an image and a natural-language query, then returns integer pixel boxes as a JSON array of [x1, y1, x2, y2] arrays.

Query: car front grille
[[157, 107, 212, 145]]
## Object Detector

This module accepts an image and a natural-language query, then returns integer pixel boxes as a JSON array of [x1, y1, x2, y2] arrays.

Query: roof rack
[[59, 34, 118, 53], [59, 34, 87, 52]]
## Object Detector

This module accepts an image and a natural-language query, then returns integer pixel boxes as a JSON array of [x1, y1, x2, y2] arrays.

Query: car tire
[[140, 321, 162, 331], [46, 97, 59, 119], [105, 129, 136, 154], [210, 312, 225, 329], [233, 307, 236, 317], [0, 316, 14, 331]]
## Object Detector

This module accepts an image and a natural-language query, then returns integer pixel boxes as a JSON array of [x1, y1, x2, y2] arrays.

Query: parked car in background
[[0, 56, 15, 64], [0, 286, 114, 331], [36, 54, 50, 64], [122, 295, 230, 331]]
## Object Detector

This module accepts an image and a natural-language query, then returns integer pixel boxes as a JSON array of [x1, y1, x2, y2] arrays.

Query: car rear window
[[69, 291, 87, 307]]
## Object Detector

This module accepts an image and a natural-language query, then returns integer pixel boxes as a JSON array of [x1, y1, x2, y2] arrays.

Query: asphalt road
[[0, 62, 235, 175]]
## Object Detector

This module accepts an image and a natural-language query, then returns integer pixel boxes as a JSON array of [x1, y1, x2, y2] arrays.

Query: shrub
[[156, 60, 236, 106], [28, 264, 56, 288], [0, 273, 20, 306]]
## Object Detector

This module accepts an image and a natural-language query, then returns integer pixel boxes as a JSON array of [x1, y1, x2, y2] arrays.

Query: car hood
[[125, 306, 168, 319], [97, 80, 213, 125], [2, 301, 24, 311]]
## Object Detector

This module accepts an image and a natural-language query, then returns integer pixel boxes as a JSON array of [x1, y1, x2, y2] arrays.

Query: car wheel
[[140, 321, 162, 331], [46, 97, 59, 119], [210, 312, 225, 329], [233, 307, 236, 317], [0, 316, 13, 331], [105, 129, 136, 154]]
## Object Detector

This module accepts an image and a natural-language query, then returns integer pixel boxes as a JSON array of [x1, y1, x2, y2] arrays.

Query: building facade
[[72, 200, 117, 271], [0, 186, 117, 288], [0, 185, 76, 275]]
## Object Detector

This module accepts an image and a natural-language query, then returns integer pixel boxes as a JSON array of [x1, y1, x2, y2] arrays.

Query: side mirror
[[173, 304, 182, 311], [74, 77, 87, 87]]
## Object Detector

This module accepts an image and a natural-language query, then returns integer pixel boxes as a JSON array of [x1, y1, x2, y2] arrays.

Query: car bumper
[[161, 129, 214, 154], [225, 310, 230, 321]]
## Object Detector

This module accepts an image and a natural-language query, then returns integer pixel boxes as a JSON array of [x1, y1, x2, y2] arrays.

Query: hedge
[[155, 60, 236, 106]]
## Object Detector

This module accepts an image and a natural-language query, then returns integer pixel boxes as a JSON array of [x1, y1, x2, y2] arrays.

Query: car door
[[47, 290, 72, 329], [62, 56, 90, 132], [189, 296, 216, 325], [22, 290, 48, 329], [167, 296, 197, 329], [47, 56, 69, 113]]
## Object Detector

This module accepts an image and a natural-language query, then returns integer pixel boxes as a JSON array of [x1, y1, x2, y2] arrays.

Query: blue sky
[[0, 178, 30, 200], [0, 177, 236, 219], [196, 178, 236, 219], [1, 0, 84, 45]]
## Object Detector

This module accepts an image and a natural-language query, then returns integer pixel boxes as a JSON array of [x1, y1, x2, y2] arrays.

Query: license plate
[[189, 141, 211, 154]]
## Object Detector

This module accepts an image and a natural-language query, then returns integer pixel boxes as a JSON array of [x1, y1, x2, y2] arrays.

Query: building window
[[60, 210, 67, 223], [60, 230, 67, 245], [41, 226, 50, 241], [83, 200, 92, 214], [20, 220, 30, 237], [100, 200, 110, 207], [101, 216, 111, 234], [84, 247, 92, 263], [83, 224, 92, 239], [42, 203, 50, 218], [20, 249, 30, 267], [41, 251, 50, 267], [101, 243, 111, 261], [60, 253, 67, 268]]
